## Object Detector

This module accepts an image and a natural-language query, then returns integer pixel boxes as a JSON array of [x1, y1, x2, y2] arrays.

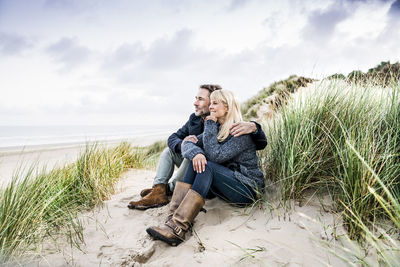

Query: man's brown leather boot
[[140, 184, 173, 198], [127, 184, 169, 210], [139, 187, 153, 198]]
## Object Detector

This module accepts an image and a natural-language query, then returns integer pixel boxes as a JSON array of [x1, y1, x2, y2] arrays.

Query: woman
[[146, 90, 264, 246]]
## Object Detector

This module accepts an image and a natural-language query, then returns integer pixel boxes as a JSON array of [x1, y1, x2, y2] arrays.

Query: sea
[[0, 124, 179, 149]]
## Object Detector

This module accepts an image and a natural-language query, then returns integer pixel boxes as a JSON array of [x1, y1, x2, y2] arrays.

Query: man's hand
[[182, 135, 198, 146], [192, 154, 207, 173], [230, 121, 257, 137]]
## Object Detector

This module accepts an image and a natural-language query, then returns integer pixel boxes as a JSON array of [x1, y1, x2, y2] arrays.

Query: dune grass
[[338, 143, 400, 265], [0, 141, 165, 263], [2, 67, 399, 264], [257, 77, 400, 261], [241, 75, 314, 121]]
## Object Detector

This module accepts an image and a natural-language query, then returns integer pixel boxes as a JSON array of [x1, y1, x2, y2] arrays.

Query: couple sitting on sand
[[128, 84, 266, 246]]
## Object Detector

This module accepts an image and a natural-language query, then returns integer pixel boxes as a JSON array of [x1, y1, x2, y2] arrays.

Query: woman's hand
[[205, 115, 217, 122], [192, 154, 207, 173]]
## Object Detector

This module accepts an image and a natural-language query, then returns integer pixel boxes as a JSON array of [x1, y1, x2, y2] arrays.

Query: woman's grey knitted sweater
[[181, 120, 265, 191]]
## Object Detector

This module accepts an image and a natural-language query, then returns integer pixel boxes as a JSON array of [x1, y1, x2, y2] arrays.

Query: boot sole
[[146, 228, 182, 246], [127, 202, 168, 210]]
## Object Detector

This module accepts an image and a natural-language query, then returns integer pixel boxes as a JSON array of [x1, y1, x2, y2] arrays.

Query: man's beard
[[195, 109, 210, 117]]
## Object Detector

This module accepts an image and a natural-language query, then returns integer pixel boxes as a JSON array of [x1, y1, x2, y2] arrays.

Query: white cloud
[[335, 1, 390, 43], [46, 37, 92, 71], [102, 43, 145, 70], [0, 0, 399, 126], [0, 32, 34, 55], [302, 2, 350, 43]]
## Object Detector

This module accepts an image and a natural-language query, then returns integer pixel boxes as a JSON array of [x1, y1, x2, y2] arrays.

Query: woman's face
[[209, 98, 228, 120]]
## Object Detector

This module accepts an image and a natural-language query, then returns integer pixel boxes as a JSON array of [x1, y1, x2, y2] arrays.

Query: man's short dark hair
[[199, 84, 222, 94]]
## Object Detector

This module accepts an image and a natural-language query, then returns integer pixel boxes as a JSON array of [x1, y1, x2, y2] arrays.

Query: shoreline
[[0, 133, 168, 188], [0, 132, 170, 156]]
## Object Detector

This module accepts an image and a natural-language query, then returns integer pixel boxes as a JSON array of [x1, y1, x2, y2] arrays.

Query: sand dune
[[0, 136, 371, 266], [34, 169, 359, 266]]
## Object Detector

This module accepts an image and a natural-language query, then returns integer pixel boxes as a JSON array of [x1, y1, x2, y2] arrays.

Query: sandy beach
[[1, 0, 399, 265], [30, 168, 357, 266], [0, 136, 374, 266]]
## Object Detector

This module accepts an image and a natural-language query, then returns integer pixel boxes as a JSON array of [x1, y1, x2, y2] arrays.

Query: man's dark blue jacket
[[167, 113, 267, 154]]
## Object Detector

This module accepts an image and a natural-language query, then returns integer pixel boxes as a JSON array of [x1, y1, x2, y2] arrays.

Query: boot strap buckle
[[174, 226, 183, 235]]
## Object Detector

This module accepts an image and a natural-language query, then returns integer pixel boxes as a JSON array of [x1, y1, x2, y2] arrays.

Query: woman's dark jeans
[[182, 161, 256, 205]]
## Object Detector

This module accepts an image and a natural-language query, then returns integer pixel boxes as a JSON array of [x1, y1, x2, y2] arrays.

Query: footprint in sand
[[120, 195, 138, 202], [97, 244, 115, 261], [200, 207, 234, 226], [97, 237, 156, 266], [120, 236, 156, 265]]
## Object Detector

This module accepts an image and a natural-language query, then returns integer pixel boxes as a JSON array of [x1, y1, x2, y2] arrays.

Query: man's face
[[194, 88, 211, 117]]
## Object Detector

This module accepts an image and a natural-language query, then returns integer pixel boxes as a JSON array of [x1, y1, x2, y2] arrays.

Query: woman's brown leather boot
[[165, 182, 191, 221], [146, 189, 205, 246]]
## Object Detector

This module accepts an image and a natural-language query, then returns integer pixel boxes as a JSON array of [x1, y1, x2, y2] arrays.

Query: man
[[128, 84, 267, 210]]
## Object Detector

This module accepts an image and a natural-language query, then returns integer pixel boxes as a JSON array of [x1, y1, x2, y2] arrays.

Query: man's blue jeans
[[182, 161, 256, 205], [153, 147, 190, 191]]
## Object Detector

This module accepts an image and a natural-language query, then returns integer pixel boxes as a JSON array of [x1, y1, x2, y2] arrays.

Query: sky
[[0, 0, 399, 126]]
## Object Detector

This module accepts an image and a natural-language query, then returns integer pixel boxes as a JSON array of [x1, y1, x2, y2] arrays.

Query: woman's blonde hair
[[210, 89, 242, 142]]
